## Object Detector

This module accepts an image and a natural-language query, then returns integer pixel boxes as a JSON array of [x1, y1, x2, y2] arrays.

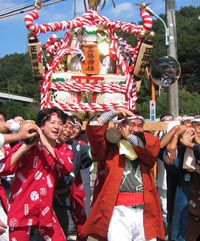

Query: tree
[[0, 53, 39, 98], [1, 100, 39, 120]]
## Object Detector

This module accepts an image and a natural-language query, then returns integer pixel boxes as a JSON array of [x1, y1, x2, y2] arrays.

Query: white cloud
[[110, 2, 135, 19], [106, 2, 140, 22]]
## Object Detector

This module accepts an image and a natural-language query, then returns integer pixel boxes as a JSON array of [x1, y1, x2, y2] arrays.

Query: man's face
[[128, 119, 144, 134], [183, 120, 192, 128], [59, 119, 74, 142], [70, 124, 81, 139], [41, 114, 63, 142], [192, 122, 200, 139]]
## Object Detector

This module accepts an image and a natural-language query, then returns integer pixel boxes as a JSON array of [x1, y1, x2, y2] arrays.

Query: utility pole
[[166, 0, 179, 116], [74, 0, 80, 17]]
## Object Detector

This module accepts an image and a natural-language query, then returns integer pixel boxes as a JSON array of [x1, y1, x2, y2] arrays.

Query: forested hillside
[[0, 6, 199, 117]]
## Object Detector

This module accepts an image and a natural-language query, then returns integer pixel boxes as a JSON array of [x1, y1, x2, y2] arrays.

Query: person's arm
[[10, 142, 34, 166], [119, 123, 144, 147], [164, 133, 179, 165], [163, 145, 185, 174], [0, 121, 20, 134], [0, 218, 7, 235], [160, 125, 180, 148], [90, 109, 135, 126], [54, 144, 74, 174], [0, 122, 39, 148], [36, 126, 74, 173], [36, 127, 57, 159], [87, 109, 136, 162]]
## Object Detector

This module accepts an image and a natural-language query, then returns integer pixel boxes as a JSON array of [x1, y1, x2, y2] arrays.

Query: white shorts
[[108, 205, 156, 241]]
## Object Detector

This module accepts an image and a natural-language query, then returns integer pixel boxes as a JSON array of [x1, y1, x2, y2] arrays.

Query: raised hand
[[115, 109, 135, 119], [180, 128, 195, 147], [36, 127, 56, 159], [19, 122, 39, 141]]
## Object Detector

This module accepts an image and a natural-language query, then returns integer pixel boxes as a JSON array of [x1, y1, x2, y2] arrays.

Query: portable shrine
[[25, 2, 155, 114]]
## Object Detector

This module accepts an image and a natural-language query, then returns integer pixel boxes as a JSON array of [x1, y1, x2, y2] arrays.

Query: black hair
[[65, 114, 76, 125], [160, 112, 174, 122], [36, 107, 66, 127], [0, 110, 6, 121], [71, 114, 83, 126]]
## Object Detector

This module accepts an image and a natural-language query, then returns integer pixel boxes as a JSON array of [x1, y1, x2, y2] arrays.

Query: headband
[[115, 115, 144, 124]]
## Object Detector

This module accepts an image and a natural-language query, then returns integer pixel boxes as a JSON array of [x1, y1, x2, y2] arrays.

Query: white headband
[[128, 115, 145, 122], [115, 115, 144, 124], [192, 118, 200, 123]]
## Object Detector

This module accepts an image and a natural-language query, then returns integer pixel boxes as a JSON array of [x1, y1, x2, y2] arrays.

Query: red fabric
[[116, 192, 144, 206], [70, 175, 87, 241], [1, 143, 73, 230], [9, 218, 67, 241], [0, 145, 12, 212], [82, 124, 165, 240], [0, 183, 9, 213]]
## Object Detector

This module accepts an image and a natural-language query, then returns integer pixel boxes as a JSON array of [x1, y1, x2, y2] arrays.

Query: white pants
[[157, 188, 167, 223], [0, 200, 9, 241], [108, 205, 157, 241]]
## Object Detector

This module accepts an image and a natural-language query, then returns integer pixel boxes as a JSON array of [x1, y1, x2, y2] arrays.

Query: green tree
[[1, 100, 39, 120], [0, 53, 39, 99]]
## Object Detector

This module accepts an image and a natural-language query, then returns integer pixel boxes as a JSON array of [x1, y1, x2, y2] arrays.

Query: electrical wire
[[0, 0, 51, 17], [0, 0, 65, 19], [0, 0, 31, 13]]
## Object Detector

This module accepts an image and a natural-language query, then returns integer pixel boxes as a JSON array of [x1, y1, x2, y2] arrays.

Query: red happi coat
[[1, 143, 73, 229], [0, 145, 12, 213], [0, 180, 9, 213], [82, 124, 165, 241]]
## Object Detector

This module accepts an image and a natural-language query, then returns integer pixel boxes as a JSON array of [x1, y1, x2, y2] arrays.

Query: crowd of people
[[0, 107, 199, 241]]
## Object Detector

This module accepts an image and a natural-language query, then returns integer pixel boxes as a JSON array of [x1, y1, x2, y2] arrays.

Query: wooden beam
[[143, 121, 168, 131], [82, 120, 168, 131]]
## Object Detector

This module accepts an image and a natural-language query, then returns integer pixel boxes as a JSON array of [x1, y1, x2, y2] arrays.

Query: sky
[[0, 0, 199, 58]]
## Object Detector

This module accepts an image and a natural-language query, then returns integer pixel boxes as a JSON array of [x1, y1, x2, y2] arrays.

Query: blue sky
[[0, 0, 197, 58]]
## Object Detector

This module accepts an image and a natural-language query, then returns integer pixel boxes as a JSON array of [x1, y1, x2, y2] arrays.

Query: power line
[[0, 0, 66, 19], [0, 0, 32, 13], [0, 0, 51, 17]]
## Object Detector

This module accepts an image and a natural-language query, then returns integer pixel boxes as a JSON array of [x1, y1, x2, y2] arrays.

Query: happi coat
[[0, 142, 73, 229], [82, 124, 165, 241]]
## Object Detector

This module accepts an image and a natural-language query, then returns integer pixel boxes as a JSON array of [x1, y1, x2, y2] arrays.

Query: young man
[[1, 107, 74, 241], [55, 115, 92, 241], [82, 109, 165, 241]]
